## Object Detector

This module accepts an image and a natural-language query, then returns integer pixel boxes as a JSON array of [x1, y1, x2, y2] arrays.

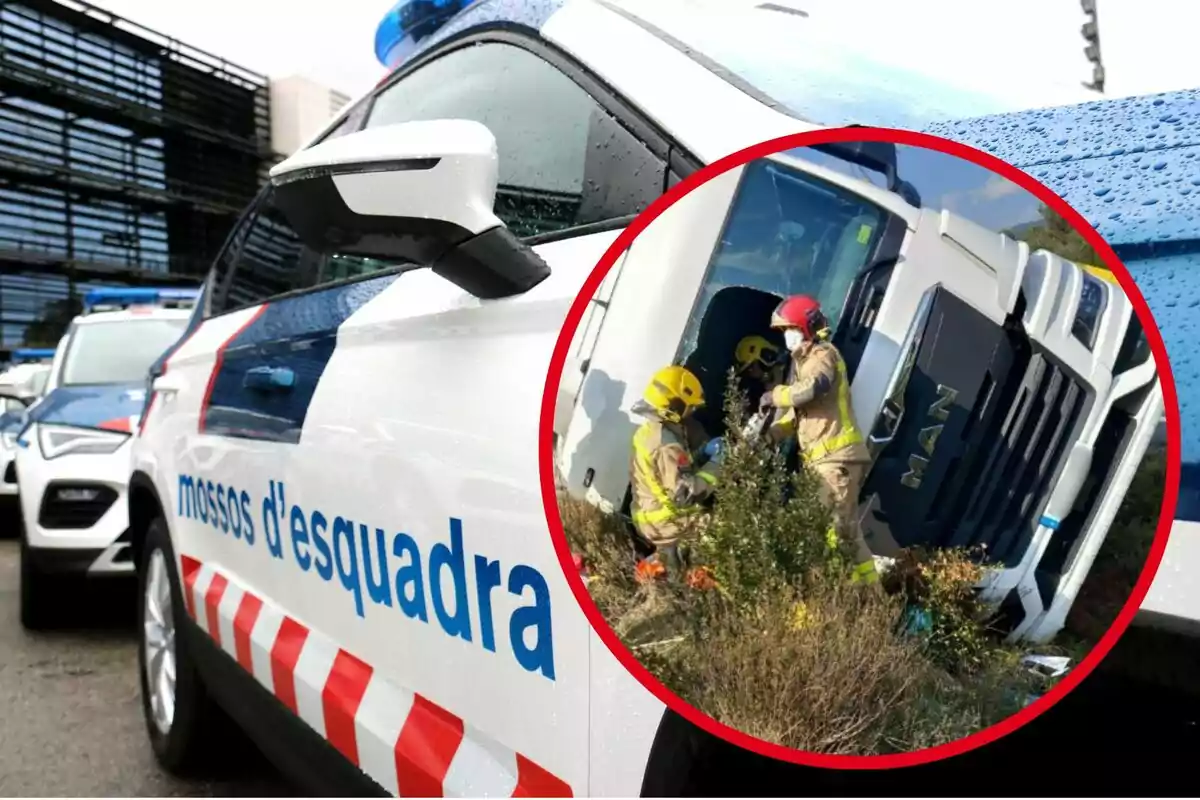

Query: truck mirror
[[268, 118, 551, 300]]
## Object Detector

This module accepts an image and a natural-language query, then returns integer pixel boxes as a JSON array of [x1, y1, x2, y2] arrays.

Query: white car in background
[[12, 288, 196, 630], [0, 359, 52, 503]]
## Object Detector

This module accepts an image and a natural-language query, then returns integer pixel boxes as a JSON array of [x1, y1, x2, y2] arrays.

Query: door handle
[[152, 373, 186, 395], [243, 366, 296, 393]]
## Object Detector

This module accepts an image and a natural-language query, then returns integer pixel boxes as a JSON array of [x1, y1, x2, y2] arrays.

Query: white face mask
[[784, 329, 807, 352]]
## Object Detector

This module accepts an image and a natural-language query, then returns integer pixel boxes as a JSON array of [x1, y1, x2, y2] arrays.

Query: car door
[[157, 32, 674, 797]]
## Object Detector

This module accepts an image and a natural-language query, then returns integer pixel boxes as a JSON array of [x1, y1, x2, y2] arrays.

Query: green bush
[[559, 375, 1052, 754]]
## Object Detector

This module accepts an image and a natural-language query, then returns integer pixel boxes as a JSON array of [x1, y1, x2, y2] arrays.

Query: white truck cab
[[554, 144, 1163, 645], [14, 288, 195, 630], [122, 0, 1165, 795]]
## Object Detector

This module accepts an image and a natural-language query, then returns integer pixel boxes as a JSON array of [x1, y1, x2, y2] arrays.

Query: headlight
[[36, 424, 129, 460], [1071, 271, 1107, 351]]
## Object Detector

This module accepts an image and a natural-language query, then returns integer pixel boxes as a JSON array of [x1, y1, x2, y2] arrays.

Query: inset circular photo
[[543, 127, 1179, 766]]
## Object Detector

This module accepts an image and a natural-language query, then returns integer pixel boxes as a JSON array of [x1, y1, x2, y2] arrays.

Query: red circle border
[[537, 126, 1182, 770]]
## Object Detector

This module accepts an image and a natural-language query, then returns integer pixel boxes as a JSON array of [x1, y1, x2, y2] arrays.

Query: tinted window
[[218, 188, 404, 313], [365, 42, 664, 238]]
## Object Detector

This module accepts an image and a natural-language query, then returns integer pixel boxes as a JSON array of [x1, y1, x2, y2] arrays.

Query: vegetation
[[1005, 204, 1104, 266], [560, 377, 1162, 755]]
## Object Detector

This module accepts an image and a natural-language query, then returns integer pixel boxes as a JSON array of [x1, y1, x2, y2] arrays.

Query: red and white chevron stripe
[[179, 555, 573, 798]]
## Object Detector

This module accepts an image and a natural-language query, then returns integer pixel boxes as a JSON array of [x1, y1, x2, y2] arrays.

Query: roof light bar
[[82, 287, 201, 314], [374, 0, 479, 70], [12, 348, 56, 362]]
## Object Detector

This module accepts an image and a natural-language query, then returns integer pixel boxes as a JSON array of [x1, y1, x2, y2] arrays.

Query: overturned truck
[[554, 140, 1162, 644]]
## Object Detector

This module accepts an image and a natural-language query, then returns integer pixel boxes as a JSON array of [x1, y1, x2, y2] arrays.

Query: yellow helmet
[[642, 365, 705, 423], [734, 335, 779, 370]]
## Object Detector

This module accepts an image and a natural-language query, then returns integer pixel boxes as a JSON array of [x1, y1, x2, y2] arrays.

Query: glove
[[702, 437, 725, 461]]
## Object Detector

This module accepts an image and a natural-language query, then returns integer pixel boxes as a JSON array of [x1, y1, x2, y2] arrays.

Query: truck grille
[[38, 482, 117, 530], [939, 349, 1090, 564], [860, 288, 1093, 568]]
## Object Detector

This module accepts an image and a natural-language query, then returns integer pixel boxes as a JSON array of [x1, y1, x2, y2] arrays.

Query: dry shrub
[[558, 490, 642, 621], [560, 375, 1037, 755]]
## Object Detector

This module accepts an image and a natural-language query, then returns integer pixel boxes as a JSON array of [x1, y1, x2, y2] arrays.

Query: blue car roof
[[927, 89, 1200, 250]]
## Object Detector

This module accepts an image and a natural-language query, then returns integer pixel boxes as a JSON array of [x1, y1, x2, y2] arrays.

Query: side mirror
[[0, 385, 36, 408], [268, 119, 552, 300]]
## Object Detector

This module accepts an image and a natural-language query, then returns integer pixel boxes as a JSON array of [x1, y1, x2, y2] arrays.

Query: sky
[[792, 146, 1040, 233], [87, 0, 394, 97]]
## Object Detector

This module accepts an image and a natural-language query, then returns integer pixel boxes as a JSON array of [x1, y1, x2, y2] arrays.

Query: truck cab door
[[553, 250, 629, 457], [555, 168, 745, 509]]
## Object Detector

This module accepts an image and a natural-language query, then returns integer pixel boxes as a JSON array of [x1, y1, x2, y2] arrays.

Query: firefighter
[[760, 294, 878, 585], [732, 334, 785, 415], [629, 365, 718, 583]]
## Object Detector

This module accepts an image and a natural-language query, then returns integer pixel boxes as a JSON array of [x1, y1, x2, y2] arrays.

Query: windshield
[[60, 318, 187, 386], [28, 368, 48, 396], [681, 157, 901, 358], [608, 0, 1098, 130]]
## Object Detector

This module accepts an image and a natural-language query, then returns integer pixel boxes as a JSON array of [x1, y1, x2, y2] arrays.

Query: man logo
[[901, 384, 957, 489]]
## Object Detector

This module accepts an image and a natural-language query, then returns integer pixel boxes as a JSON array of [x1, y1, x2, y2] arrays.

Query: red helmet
[[770, 294, 827, 339]]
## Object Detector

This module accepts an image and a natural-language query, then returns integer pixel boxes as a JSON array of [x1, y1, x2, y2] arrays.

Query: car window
[[217, 187, 408, 314], [365, 41, 665, 238]]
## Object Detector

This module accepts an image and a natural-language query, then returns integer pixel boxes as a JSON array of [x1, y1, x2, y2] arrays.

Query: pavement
[[0, 510, 295, 797], [0, 499, 1197, 795]]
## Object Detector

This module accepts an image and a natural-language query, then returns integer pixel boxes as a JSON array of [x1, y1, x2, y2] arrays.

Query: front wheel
[[19, 533, 63, 630], [137, 516, 232, 775]]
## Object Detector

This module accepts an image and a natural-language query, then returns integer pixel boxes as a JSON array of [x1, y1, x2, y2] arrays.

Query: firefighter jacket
[[768, 341, 870, 466], [629, 418, 716, 547]]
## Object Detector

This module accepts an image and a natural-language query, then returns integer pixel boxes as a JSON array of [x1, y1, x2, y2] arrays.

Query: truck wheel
[[137, 516, 232, 775], [19, 533, 61, 631]]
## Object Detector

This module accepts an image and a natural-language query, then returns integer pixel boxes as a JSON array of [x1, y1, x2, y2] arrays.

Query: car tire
[[137, 515, 234, 776], [19, 532, 61, 630]]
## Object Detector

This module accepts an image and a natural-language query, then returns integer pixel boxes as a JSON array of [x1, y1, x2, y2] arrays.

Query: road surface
[[0, 525, 295, 797], [0, 507, 1196, 795]]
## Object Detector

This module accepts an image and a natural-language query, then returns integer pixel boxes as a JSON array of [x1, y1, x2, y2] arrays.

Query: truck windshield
[[608, 0, 1097, 129], [681, 157, 901, 360], [60, 318, 188, 387]]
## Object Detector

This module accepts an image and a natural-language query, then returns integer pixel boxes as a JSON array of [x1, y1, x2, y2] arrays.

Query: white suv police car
[[125, 0, 1110, 795], [15, 288, 195, 630]]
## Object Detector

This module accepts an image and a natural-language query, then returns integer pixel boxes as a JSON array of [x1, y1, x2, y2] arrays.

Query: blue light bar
[[374, 0, 479, 70], [82, 287, 200, 311], [12, 348, 55, 361]]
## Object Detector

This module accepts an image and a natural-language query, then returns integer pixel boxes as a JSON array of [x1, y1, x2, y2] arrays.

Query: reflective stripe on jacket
[[771, 342, 869, 465], [629, 420, 713, 545]]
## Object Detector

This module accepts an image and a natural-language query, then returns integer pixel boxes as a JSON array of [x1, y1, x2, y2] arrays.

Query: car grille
[[938, 348, 1090, 565], [38, 483, 118, 530]]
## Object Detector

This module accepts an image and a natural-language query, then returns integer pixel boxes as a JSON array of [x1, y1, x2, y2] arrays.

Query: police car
[[123, 0, 1127, 795], [0, 355, 53, 503], [15, 288, 196, 630]]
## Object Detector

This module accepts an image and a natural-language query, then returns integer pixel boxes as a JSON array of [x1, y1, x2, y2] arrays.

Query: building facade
[[0, 0, 274, 355], [269, 75, 350, 158]]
